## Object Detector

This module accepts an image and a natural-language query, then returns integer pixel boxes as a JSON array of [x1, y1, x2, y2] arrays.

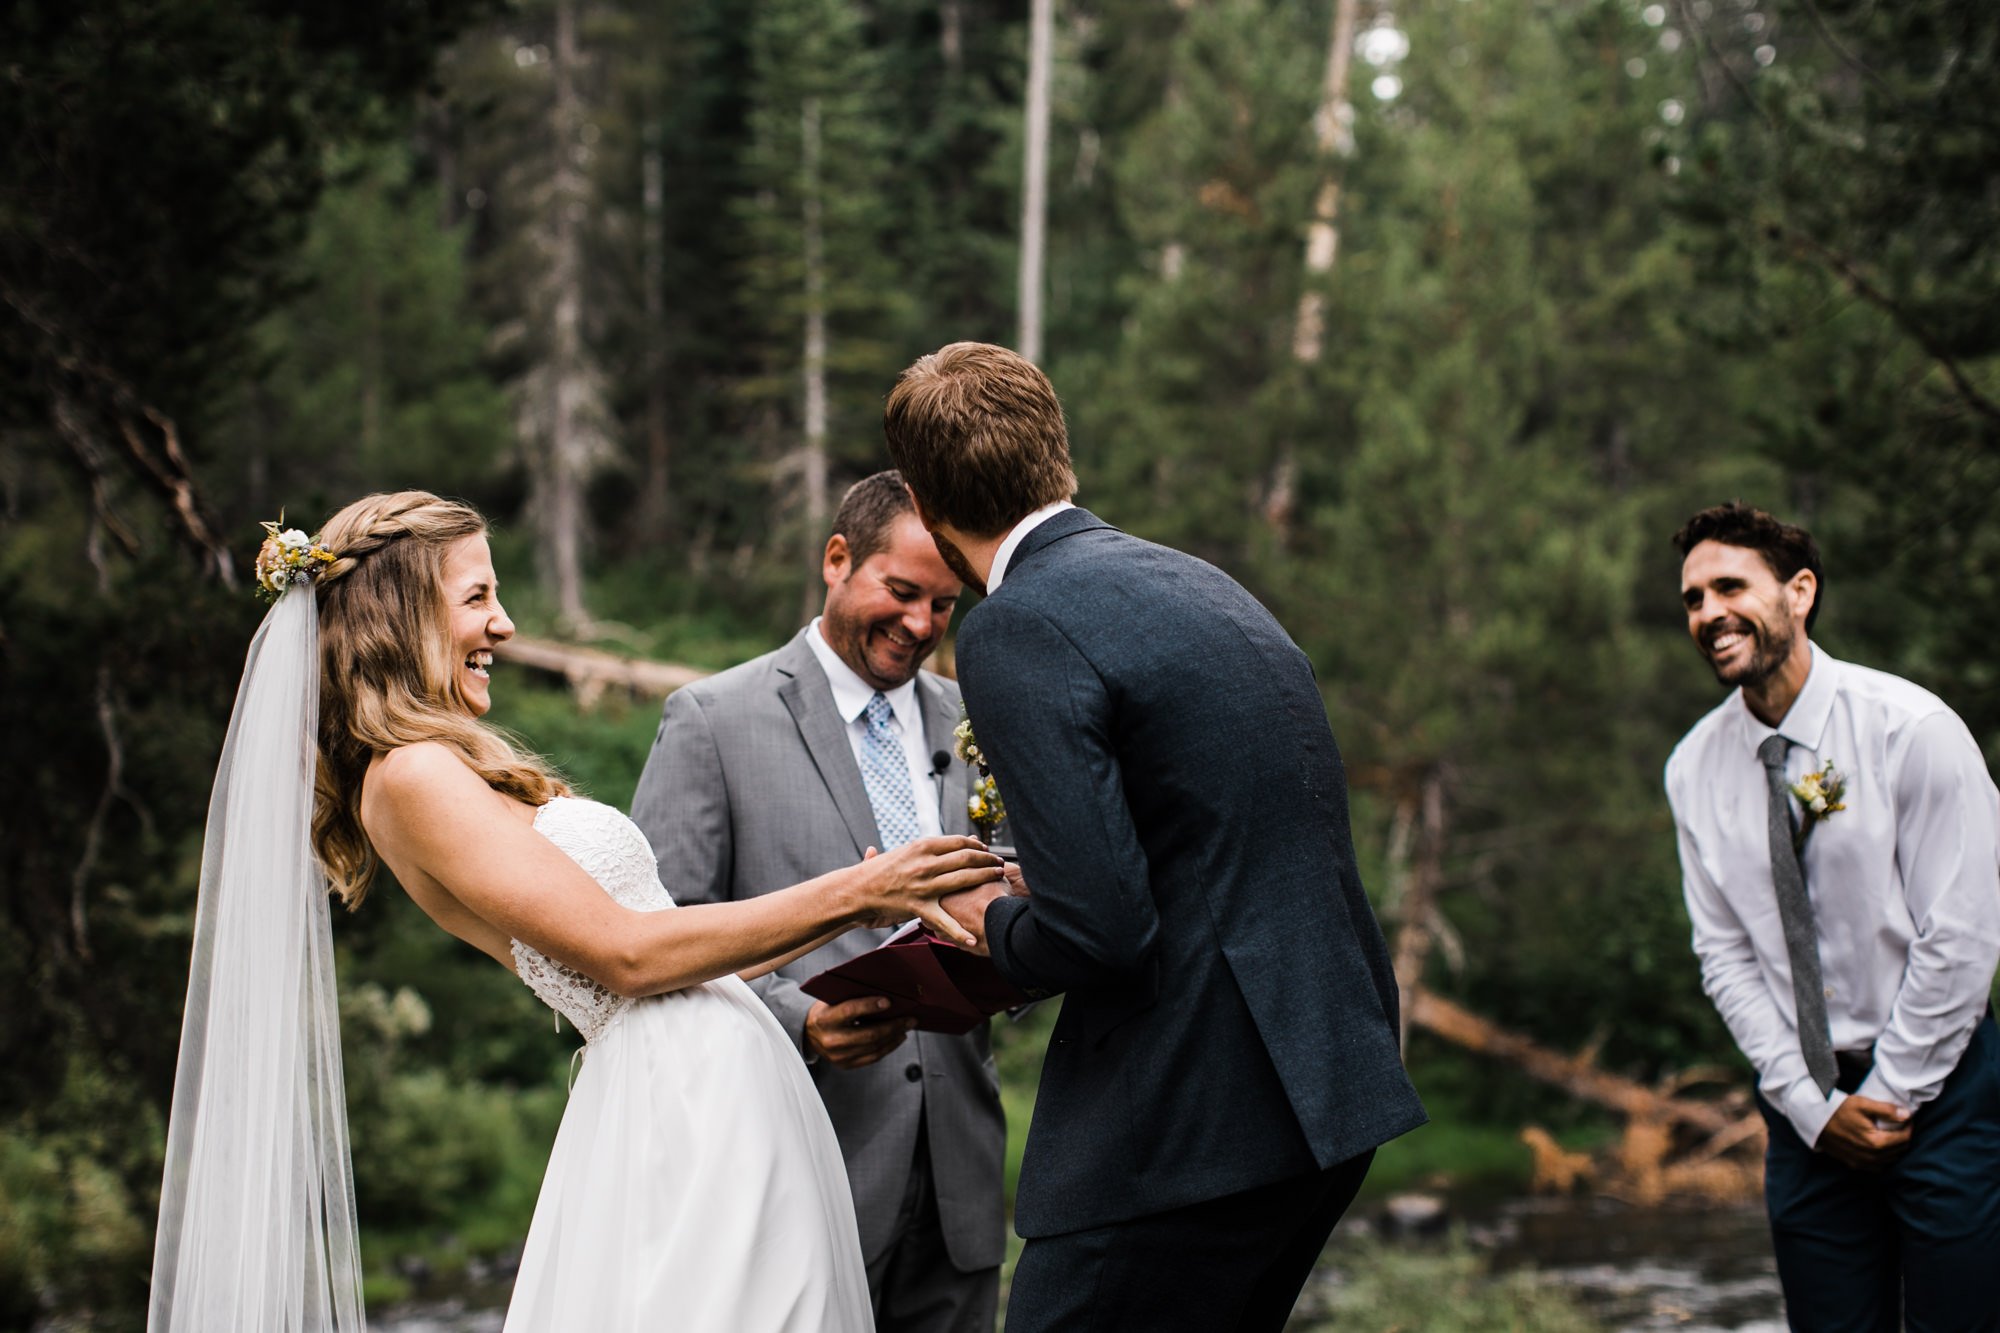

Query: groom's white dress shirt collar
[[986, 501, 1076, 594], [1664, 641, 2000, 1146], [806, 618, 943, 838]]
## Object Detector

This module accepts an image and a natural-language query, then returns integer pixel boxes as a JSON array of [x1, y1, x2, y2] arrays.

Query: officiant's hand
[[850, 836, 1005, 945], [805, 996, 916, 1070], [1817, 1095, 1913, 1171]]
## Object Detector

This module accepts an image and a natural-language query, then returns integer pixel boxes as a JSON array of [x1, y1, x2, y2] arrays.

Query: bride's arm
[[362, 743, 1001, 998], [736, 847, 905, 981], [737, 926, 848, 981]]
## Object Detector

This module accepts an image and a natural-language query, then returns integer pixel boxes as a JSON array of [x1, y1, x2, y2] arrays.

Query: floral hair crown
[[254, 515, 337, 603]]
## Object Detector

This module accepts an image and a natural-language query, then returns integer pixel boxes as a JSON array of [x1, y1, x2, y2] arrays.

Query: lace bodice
[[511, 797, 677, 1042]]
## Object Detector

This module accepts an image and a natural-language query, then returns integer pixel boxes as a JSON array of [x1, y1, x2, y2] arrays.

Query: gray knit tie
[[1759, 734, 1839, 1097]]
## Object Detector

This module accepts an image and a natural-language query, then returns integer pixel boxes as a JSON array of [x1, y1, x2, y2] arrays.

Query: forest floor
[[364, 1193, 1785, 1333]]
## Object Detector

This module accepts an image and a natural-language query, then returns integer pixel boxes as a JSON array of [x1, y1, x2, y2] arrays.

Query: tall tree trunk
[[1268, 0, 1360, 540], [359, 265, 382, 458], [1291, 0, 1360, 365], [940, 0, 964, 76], [800, 97, 829, 625], [1016, 0, 1053, 364], [546, 0, 591, 631], [635, 110, 673, 545], [1388, 765, 1447, 1052]]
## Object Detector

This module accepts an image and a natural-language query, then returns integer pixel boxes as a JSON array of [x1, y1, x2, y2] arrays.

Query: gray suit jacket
[[628, 627, 1006, 1271]]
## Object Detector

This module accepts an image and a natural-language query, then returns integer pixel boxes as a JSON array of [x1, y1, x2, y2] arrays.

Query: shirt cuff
[[1852, 1068, 1909, 1110], [1781, 1079, 1846, 1148]]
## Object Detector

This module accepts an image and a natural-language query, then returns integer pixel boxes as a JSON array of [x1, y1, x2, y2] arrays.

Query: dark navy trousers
[[1004, 1151, 1373, 1333], [1757, 1014, 2000, 1333]]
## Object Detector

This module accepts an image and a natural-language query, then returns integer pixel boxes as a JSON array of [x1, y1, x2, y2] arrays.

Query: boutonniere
[[1789, 760, 1847, 851], [952, 705, 1008, 844]]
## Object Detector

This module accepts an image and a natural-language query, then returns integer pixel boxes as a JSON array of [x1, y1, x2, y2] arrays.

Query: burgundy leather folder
[[801, 922, 1028, 1035]]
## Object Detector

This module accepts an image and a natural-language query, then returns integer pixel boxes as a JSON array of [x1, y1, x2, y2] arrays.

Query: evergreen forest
[[3, 0, 1997, 1324]]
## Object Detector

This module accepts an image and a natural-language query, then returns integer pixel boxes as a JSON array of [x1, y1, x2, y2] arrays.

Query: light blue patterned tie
[[860, 693, 920, 851]]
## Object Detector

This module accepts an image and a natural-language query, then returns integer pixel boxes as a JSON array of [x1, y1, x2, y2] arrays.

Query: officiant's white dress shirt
[[806, 618, 943, 839], [986, 500, 1075, 594], [1665, 642, 2000, 1146]]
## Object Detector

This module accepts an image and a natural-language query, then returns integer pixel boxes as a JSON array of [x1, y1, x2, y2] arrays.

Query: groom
[[886, 342, 1426, 1332]]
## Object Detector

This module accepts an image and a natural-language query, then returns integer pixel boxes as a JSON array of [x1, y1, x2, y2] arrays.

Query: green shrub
[[1299, 1240, 1601, 1333], [0, 1109, 154, 1331]]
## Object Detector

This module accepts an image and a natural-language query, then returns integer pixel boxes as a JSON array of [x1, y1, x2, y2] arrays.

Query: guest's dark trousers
[[1757, 1014, 2000, 1333], [1003, 1150, 1373, 1333]]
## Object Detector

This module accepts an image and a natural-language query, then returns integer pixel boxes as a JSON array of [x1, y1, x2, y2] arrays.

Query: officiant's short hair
[[1673, 501, 1824, 631], [831, 470, 917, 572], [884, 342, 1078, 537]]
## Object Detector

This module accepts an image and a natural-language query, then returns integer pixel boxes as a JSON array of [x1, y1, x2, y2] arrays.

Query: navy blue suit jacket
[[962, 508, 1425, 1237]]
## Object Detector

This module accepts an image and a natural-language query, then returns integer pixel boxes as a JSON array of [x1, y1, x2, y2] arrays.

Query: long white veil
[[149, 584, 366, 1332]]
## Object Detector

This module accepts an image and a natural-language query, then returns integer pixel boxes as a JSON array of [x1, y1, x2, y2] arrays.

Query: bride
[[147, 491, 1002, 1333]]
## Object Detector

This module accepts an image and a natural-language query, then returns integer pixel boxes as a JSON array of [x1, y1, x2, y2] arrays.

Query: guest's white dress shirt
[[806, 618, 943, 839], [987, 500, 1075, 594], [1665, 642, 2000, 1145]]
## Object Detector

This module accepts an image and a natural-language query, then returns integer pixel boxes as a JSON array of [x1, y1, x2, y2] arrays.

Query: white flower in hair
[[254, 515, 337, 603]]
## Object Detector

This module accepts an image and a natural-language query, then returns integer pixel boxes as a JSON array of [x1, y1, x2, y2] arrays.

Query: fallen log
[[493, 635, 708, 705], [1407, 989, 1739, 1137]]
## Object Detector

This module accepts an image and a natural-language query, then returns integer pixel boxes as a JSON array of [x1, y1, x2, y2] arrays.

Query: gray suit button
[[904, 1063, 923, 1082]]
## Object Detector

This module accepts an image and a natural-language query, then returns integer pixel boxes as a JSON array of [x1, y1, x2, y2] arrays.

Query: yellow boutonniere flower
[[954, 706, 1007, 843], [1789, 760, 1847, 851]]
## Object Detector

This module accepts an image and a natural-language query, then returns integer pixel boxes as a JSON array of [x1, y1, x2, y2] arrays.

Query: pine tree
[[1677, 0, 2000, 746], [737, 0, 901, 619], [446, 1, 619, 633], [1068, 0, 1755, 1068], [210, 145, 512, 516]]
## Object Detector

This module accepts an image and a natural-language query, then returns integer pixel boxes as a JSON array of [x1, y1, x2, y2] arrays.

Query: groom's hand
[[805, 996, 916, 1070], [940, 883, 1012, 956]]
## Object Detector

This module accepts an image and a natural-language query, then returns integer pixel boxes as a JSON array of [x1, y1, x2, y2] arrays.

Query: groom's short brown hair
[[883, 342, 1077, 538]]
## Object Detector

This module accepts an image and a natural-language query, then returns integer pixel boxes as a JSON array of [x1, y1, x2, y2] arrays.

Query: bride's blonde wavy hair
[[311, 491, 569, 906]]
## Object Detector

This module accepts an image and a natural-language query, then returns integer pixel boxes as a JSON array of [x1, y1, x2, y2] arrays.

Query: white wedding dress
[[501, 797, 874, 1333]]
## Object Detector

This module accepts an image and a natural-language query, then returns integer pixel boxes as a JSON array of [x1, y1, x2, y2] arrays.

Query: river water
[[1289, 1194, 1787, 1333], [1480, 1197, 1785, 1331], [372, 1197, 1786, 1332]]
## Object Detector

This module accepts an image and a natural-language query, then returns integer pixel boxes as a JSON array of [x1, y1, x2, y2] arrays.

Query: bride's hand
[[849, 837, 1005, 945]]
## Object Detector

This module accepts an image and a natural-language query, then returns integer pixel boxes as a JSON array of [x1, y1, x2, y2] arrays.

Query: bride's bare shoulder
[[368, 740, 481, 791], [362, 742, 493, 826]]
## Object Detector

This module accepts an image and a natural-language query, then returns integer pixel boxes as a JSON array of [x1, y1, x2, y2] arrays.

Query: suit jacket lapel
[[918, 673, 970, 837], [774, 630, 881, 857]]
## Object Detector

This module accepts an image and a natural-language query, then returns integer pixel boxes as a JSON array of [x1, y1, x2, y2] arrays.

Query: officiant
[[631, 470, 1005, 1333]]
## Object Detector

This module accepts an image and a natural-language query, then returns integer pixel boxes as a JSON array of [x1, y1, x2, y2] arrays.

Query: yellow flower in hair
[[253, 513, 337, 603]]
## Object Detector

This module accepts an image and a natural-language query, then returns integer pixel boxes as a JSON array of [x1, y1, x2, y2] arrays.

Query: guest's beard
[[931, 532, 986, 598], [1702, 612, 1795, 689]]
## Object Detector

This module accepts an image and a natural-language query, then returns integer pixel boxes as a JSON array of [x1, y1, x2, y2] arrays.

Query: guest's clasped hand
[[1818, 1094, 1913, 1171]]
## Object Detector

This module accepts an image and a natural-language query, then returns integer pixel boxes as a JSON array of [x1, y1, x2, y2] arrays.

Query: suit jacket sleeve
[[961, 600, 1160, 996], [628, 686, 817, 1053]]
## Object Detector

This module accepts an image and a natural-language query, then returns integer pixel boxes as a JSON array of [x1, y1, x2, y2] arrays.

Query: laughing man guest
[[1664, 502, 2000, 1333]]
